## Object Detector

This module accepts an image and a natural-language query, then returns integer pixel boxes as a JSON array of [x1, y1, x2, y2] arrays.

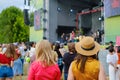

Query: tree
[[29, 12, 34, 26], [0, 6, 29, 43]]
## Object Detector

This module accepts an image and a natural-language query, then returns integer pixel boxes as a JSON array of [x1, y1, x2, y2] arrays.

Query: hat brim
[[75, 41, 100, 56]]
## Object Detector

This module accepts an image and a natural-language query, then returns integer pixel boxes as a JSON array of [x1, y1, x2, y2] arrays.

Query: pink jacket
[[28, 61, 61, 80]]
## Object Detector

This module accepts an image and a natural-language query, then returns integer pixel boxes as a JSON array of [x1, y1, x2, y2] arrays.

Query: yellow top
[[72, 57, 100, 80]]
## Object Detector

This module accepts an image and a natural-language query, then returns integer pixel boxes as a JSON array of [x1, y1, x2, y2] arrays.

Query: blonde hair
[[36, 40, 56, 66]]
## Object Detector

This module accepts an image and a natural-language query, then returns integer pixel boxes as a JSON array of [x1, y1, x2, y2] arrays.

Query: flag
[[34, 10, 40, 30]]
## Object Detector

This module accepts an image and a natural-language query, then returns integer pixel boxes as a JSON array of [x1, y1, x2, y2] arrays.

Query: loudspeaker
[[23, 9, 30, 25], [28, 0, 30, 6], [24, 0, 26, 5]]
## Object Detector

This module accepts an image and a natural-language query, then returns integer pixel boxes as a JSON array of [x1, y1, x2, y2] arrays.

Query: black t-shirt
[[63, 52, 77, 73]]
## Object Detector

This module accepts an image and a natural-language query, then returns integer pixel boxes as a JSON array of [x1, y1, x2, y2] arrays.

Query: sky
[[0, 0, 25, 12], [0, 0, 36, 13]]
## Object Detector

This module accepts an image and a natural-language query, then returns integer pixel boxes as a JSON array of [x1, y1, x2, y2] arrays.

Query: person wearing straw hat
[[67, 36, 106, 80]]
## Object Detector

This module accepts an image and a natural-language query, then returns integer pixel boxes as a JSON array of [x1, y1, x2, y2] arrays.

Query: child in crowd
[[28, 40, 61, 80]]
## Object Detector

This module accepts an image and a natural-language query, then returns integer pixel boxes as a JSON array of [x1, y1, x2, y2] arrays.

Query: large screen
[[104, 0, 120, 18]]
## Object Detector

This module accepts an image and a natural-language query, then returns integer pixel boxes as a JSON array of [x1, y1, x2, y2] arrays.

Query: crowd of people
[[60, 29, 104, 45], [0, 35, 120, 80], [0, 42, 36, 80]]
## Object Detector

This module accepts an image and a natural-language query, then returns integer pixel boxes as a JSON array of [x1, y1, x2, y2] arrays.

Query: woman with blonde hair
[[28, 40, 61, 80], [0, 43, 17, 80], [68, 36, 106, 80]]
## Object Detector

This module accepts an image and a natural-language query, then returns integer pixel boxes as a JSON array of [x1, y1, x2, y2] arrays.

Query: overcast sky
[[0, 0, 25, 12], [0, 0, 36, 13]]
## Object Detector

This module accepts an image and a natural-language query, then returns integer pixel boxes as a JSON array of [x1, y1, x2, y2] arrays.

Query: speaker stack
[[23, 9, 30, 25]]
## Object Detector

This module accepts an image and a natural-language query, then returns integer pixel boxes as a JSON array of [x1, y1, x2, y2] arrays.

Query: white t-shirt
[[106, 53, 118, 65], [19, 46, 25, 57], [29, 47, 35, 57]]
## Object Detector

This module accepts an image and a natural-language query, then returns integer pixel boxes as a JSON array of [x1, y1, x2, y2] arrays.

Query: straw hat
[[79, 35, 85, 41], [75, 36, 100, 56]]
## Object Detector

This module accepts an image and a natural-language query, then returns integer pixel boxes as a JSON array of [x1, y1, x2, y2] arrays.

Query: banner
[[116, 36, 120, 46], [34, 10, 40, 30], [104, 0, 120, 18]]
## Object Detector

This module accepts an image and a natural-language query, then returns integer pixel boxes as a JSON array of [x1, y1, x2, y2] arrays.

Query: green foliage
[[80, 28, 84, 35], [0, 6, 29, 43], [29, 12, 34, 26]]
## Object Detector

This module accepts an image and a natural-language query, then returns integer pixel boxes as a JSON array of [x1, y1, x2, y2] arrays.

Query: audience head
[[30, 42, 36, 48], [117, 46, 120, 53], [5, 43, 16, 59], [54, 42, 60, 51], [60, 43, 64, 48], [35, 40, 55, 65], [108, 46, 114, 53], [109, 41, 113, 46], [67, 42, 76, 53], [75, 36, 100, 56]]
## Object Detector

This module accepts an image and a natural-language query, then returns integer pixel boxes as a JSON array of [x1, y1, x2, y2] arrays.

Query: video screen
[[104, 0, 120, 18]]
